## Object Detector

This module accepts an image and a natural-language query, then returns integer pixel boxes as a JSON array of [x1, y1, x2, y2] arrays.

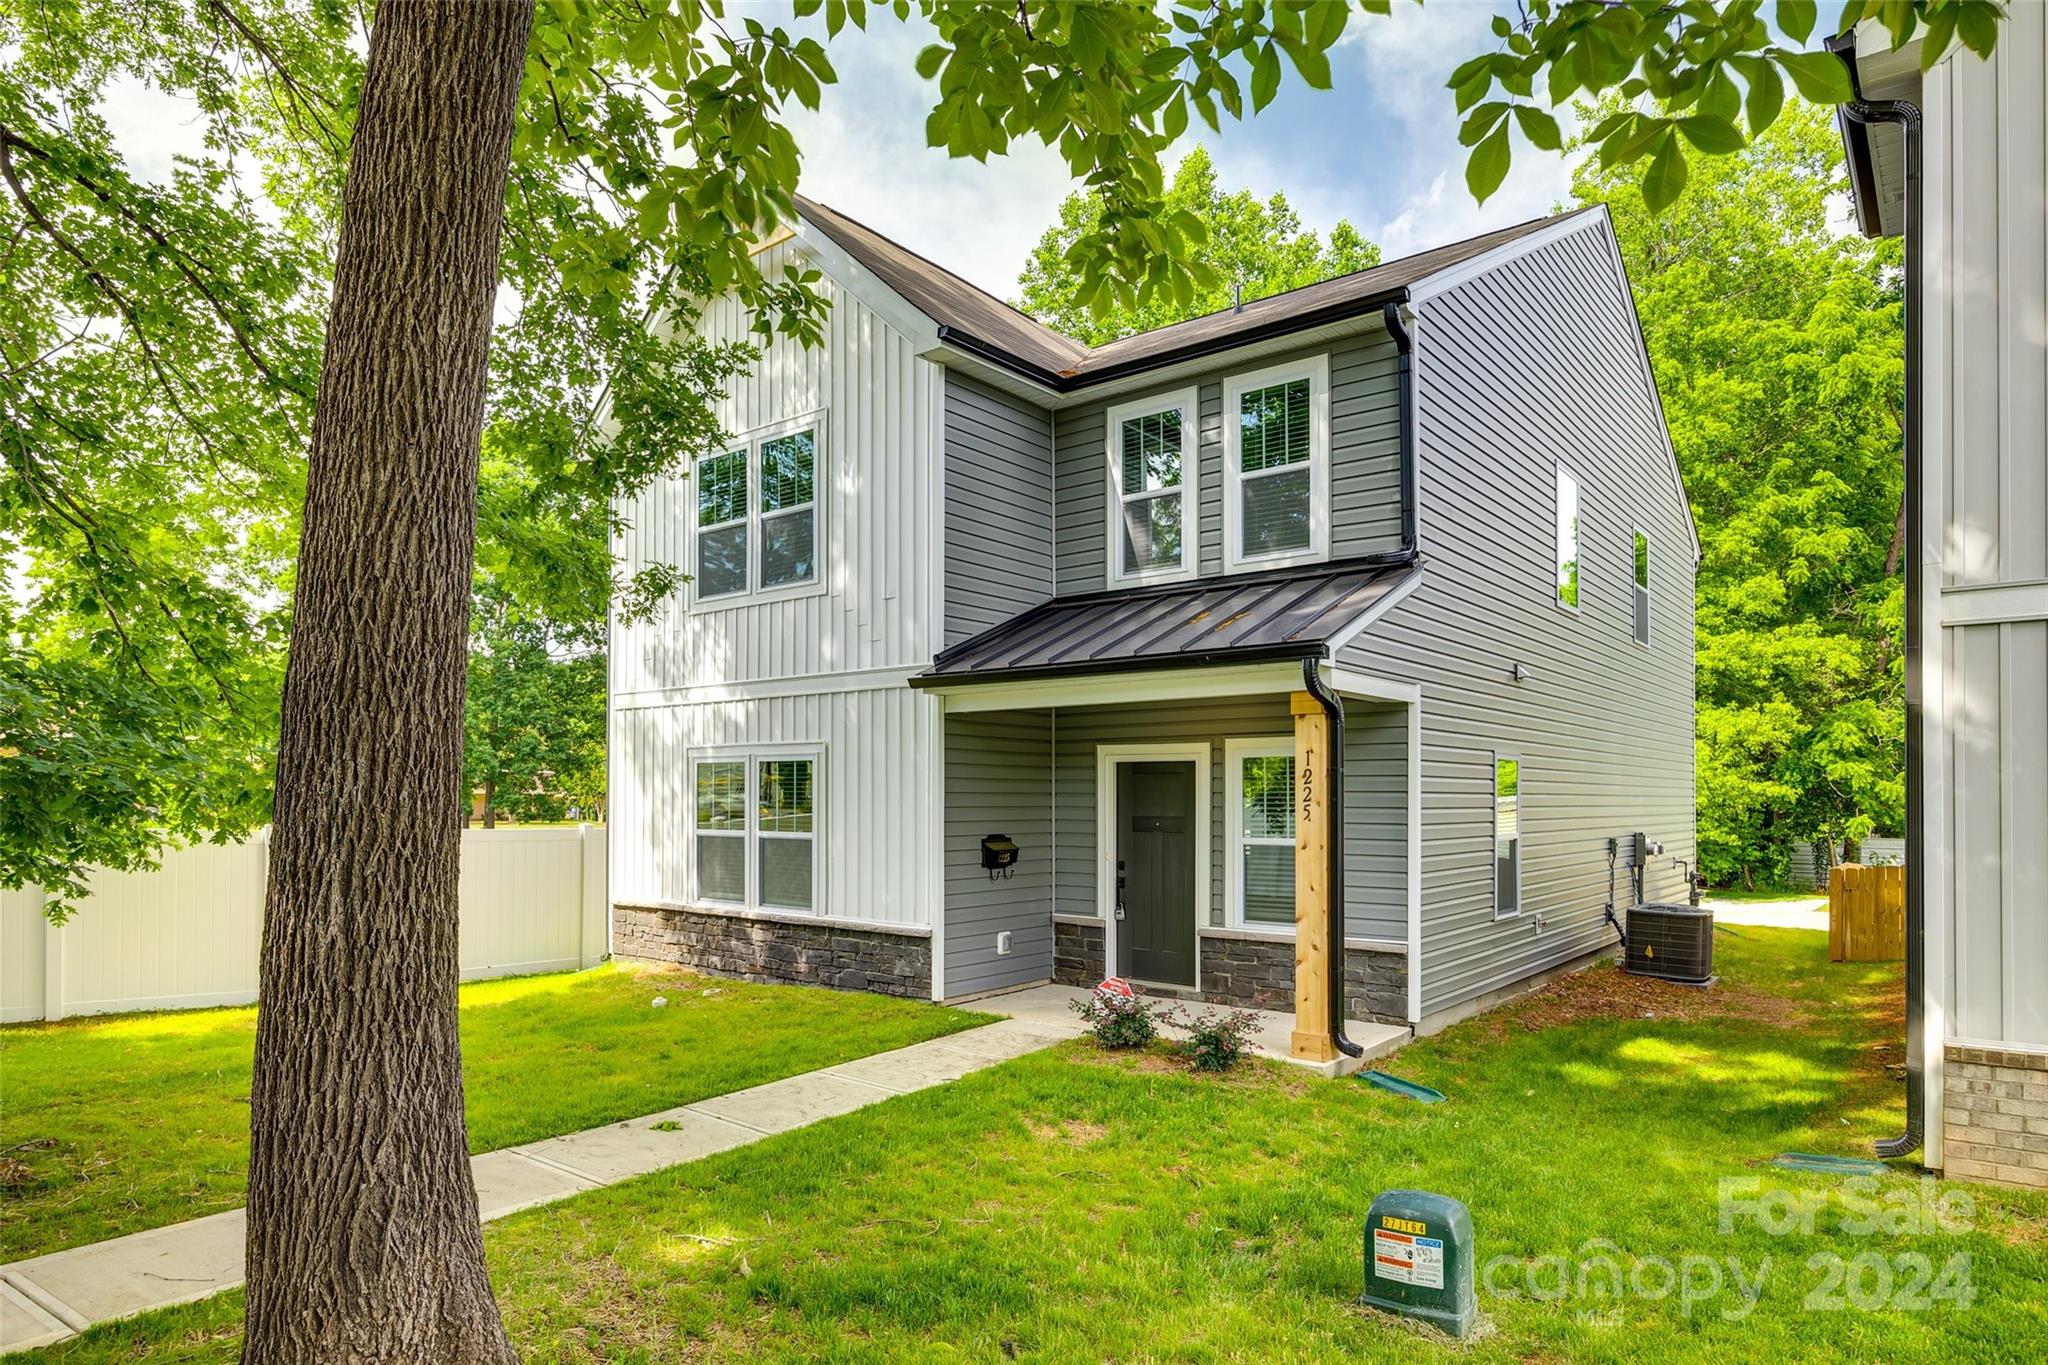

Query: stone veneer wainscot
[[1052, 919, 1406, 1024], [613, 904, 931, 999], [1943, 1043, 2048, 1188]]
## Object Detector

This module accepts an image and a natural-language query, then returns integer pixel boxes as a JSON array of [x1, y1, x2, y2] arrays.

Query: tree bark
[[244, 4, 532, 1362]]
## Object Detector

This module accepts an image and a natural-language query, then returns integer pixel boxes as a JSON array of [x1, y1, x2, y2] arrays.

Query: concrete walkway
[[0, 1015, 1075, 1353], [1703, 896, 1827, 931], [0, 986, 1411, 1353]]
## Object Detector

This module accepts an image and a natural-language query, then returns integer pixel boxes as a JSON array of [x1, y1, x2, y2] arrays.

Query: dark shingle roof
[[911, 559, 1417, 686], [794, 194, 1595, 390]]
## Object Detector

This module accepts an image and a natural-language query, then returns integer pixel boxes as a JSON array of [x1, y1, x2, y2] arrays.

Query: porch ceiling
[[912, 558, 1418, 688]]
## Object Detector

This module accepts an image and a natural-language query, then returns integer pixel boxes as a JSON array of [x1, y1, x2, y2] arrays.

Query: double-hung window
[[1632, 527, 1650, 645], [1493, 753, 1520, 918], [694, 417, 821, 603], [1224, 356, 1328, 572], [690, 751, 820, 913], [1226, 739, 1297, 930], [1105, 388, 1198, 585], [1554, 464, 1581, 610]]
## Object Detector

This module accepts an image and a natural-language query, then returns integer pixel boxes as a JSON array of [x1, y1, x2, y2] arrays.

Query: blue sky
[[98, 3, 1590, 301], [785, 1, 1585, 298]]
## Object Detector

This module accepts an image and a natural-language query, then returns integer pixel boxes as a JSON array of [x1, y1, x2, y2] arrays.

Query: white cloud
[[781, 11, 1079, 301], [1345, 0, 1586, 257]]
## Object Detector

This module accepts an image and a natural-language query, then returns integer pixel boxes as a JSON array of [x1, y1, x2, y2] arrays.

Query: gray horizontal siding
[[943, 373, 1054, 646], [1053, 333, 1403, 593], [943, 709, 1055, 996], [1342, 219, 1697, 1019], [1050, 694, 1406, 943]]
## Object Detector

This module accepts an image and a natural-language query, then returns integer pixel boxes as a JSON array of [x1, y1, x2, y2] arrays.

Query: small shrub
[[1070, 979, 1162, 1049], [1166, 1006, 1263, 1073]]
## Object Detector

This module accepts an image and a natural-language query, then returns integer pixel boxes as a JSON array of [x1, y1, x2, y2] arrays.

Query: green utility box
[[1360, 1190, 1475, 1338]]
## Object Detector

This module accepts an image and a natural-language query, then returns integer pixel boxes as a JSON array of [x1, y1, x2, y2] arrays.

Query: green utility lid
[[1360, 1190, 1476, 1339]]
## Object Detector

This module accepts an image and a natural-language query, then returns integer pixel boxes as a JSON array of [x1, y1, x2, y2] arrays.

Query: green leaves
[[1772, 48, 1853, 104], [1443, 0, 2009, 216], [1467, 119, 1512, 202], [1641, 129, 1690, 212]]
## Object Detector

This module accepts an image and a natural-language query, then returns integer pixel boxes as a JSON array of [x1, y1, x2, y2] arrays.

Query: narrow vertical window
[[1555, 465, 1580, 609], [758, 427, 817, 589], [1494, 755, 1520, 917], [1224, 356, 1328, 572], [1105, 390, 1197, 584], [756, 758, 816, 910], [1632, 527, 1650, 645], [696, 449, 749, 599], [694, 760, 748, 904]]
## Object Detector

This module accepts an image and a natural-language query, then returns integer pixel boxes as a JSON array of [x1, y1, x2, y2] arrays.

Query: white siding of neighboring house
[[1914, 16, 2048, 1077], [608, 237, 947, 936]]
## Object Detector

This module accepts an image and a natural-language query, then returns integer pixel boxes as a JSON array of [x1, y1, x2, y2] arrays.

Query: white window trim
[[1222, 354, 1330, 574], [1103, 386, 1200, 588], [1224, 737, 1296, 934], [689, 410, 829, 613], [1553, 461, 1581, 615], [1492, 749, 1521, 920], [1631, 524, 1651, 647], [687, 744, 824, 915]]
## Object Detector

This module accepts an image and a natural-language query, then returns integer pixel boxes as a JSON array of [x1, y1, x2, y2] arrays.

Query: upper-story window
[[1105, 388, 1199, 586], [1224, 355, 1329, 572], [694, 416, 822, 605], [1554, 463, 1581, 610]]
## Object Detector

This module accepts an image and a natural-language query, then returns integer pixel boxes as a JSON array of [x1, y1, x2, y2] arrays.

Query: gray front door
[[1116, 761, 1197, 986]]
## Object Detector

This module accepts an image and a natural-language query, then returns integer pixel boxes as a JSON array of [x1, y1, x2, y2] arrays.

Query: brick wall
[[1051, 918, 1406, 1023], [613, 904, 931, 999], [1942, 1044, 2048, 1188]]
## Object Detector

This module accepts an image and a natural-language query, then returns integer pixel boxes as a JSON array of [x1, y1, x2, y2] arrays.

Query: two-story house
[[608, 195, 1698, 1043]]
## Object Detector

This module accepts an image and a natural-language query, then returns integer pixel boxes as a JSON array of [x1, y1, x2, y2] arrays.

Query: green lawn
[[1700, 886, 1825, 903], [0, 964, 984, 1262], [14, 929, 2048, 1363]]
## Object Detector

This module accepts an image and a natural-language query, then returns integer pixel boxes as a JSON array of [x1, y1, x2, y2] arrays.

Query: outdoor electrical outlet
[[996, 931, 1013, 955]]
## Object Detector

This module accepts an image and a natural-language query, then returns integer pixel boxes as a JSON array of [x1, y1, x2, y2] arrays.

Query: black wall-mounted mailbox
[[981, 834, 1019, 879]]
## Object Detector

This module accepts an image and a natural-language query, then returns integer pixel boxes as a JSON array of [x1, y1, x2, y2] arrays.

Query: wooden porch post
[[1290, 691, 1337, 1062]]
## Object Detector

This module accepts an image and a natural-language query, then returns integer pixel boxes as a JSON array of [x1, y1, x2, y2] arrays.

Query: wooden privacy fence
[[1828, 863, 1906, 962], [1, 826, 608, 1022]]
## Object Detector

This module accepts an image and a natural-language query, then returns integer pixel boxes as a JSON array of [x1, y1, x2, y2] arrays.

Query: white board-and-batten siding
[[1916, 11, 2048, 1053], [608, 238, 946, 934]]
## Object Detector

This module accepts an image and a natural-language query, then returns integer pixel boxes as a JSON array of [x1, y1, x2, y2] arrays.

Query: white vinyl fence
[[1, 826, 608, 1023]]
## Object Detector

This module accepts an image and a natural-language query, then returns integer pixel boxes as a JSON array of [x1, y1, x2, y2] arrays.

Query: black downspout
[[1839, 93, 1924, 1162], [1303, 657, 1364, 1059], [1380, 301, 1418, 555]]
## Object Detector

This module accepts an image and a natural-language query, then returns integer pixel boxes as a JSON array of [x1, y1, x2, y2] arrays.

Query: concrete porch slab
[[516, 1109, 758, 1185], [974, 983, 1411, 1075]]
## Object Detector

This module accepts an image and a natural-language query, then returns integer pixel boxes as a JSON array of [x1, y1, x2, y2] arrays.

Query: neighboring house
[[1833, 12, 2048, 1186], [608, 195, 1698, 1041]]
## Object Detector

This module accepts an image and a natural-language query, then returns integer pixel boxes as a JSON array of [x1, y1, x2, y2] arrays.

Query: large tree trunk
[[244, 4, 533, 1362]]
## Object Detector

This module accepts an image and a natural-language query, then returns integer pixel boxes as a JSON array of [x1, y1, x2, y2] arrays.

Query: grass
[[13, 928, 2048, 1363], [0, 963, 985, 1262]]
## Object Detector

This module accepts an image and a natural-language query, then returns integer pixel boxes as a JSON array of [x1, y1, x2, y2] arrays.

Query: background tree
[[1573, 100, 1907, 888], [1016, 145, 1378, 344], [464, 586, 606, 829]]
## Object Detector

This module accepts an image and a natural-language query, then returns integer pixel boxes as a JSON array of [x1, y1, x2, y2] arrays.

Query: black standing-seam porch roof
[[911, 559, 1418, 687]]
